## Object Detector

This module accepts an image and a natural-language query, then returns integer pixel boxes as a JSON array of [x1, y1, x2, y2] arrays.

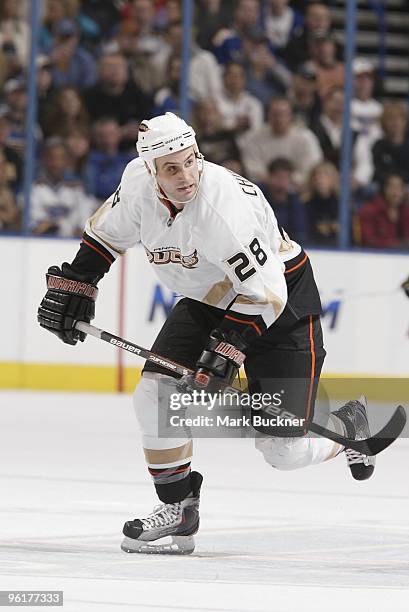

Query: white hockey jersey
[[86, 158, 301, 329]]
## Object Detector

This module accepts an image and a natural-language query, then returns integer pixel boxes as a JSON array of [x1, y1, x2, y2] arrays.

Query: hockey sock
[[148, 462, 193, 503]]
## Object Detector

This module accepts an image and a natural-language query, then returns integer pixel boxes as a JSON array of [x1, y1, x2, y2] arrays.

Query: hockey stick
[[75, 321, 407, 456]]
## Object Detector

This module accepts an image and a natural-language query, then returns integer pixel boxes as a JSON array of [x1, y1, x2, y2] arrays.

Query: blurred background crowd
[[0, 0, 408, 249]]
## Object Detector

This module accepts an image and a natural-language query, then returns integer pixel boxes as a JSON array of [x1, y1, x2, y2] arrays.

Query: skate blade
[[121, 535, 195, 555]]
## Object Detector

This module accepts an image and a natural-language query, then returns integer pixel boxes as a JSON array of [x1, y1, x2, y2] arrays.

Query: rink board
[[0, 236, 408, 391]]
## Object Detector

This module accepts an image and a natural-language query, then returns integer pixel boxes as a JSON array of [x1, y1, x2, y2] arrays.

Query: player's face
[[155, 146, 200, 204]]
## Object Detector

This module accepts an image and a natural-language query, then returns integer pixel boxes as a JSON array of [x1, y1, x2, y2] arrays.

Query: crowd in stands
[[0, 0, 408, 249]]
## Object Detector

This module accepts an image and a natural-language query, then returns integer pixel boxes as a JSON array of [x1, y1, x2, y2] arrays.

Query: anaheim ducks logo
[[145, 247, 198, 269]]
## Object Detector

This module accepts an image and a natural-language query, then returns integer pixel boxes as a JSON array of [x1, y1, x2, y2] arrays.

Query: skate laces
[[140, 502, 182, 530], [345, 448, 369, 465], [343, 400, 363, 418]]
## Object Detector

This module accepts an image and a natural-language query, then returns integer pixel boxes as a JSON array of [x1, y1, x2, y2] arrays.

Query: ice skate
[[332, 396, 376, 480], [121, 471, 202, 555]]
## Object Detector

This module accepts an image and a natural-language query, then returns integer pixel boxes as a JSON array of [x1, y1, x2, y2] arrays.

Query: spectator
[[30, 137, 96, 237], [260, 157, 308, 243], [2, 77, 42, 159], [68, 2, 102, 53], [371, 102, 409, 185], [193, 98, 241, 165], [64, 127, 91, 177], [265, 0, 303, 50], [154, 0, 182, 28], [39, 0, 71, 54], [311, 87, 357, 168], [157, 20, 223, 103], [41, 86, 90, 139], [116, 26, 164, 97], [153, 54, 188, 116], [80, 0, 121, 39], [212, 0, 261, 65], [86, 118, 134, 202], [358, 173, 409, 249], [351, 58, 382, 140], [36, 53, 53, 89], [239, 96, 322, 187], [0, 110, 22, 190], [85, 52, 152, 150], [243, 33, 292, 107], [351, 59, 384, 192], [303, 161, 340, 247], [282, 2, 332, 71], [37, 55, 54, 135], [289, 63, 321, 127], [40, 0, 102, 51], [216, 61, 264, 134], [120, 0, 166, 60], [121, 0, 154, 31], [194, 0, 233, 51], [48, 18, 97, 89], [309, 33, 344, 101], [0, 148, 19, 231], [0, 0, 29, 71]]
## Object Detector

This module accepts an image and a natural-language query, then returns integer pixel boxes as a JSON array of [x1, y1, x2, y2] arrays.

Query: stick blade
[[357, 405, 407, 456]]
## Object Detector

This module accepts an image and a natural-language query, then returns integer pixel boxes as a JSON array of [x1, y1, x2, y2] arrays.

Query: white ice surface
[[0, 391, 408, 612]]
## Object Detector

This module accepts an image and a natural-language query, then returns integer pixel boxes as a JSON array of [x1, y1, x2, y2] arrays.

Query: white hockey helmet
[[136, 112, 200, 173]]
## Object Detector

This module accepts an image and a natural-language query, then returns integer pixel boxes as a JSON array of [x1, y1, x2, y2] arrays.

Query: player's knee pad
[[133, 372, 163, 436], [133, 372, 190, 449], [255, 435, 314, 471]]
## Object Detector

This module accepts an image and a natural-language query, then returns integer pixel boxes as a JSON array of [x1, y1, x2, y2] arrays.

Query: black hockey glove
[[402, 276, 409, 298], [37, 264, 98, 345], [178, 329, 246, 393]]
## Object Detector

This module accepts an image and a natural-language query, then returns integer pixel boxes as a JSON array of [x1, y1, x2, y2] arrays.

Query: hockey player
[[38, 112, 375, 555]]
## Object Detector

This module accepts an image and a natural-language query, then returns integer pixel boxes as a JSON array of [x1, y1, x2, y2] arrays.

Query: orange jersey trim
[[82, 238, 114, 265], [224, 314, 262, 336], [306, 315, 316, 424], [284, 254, 308, 275]]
